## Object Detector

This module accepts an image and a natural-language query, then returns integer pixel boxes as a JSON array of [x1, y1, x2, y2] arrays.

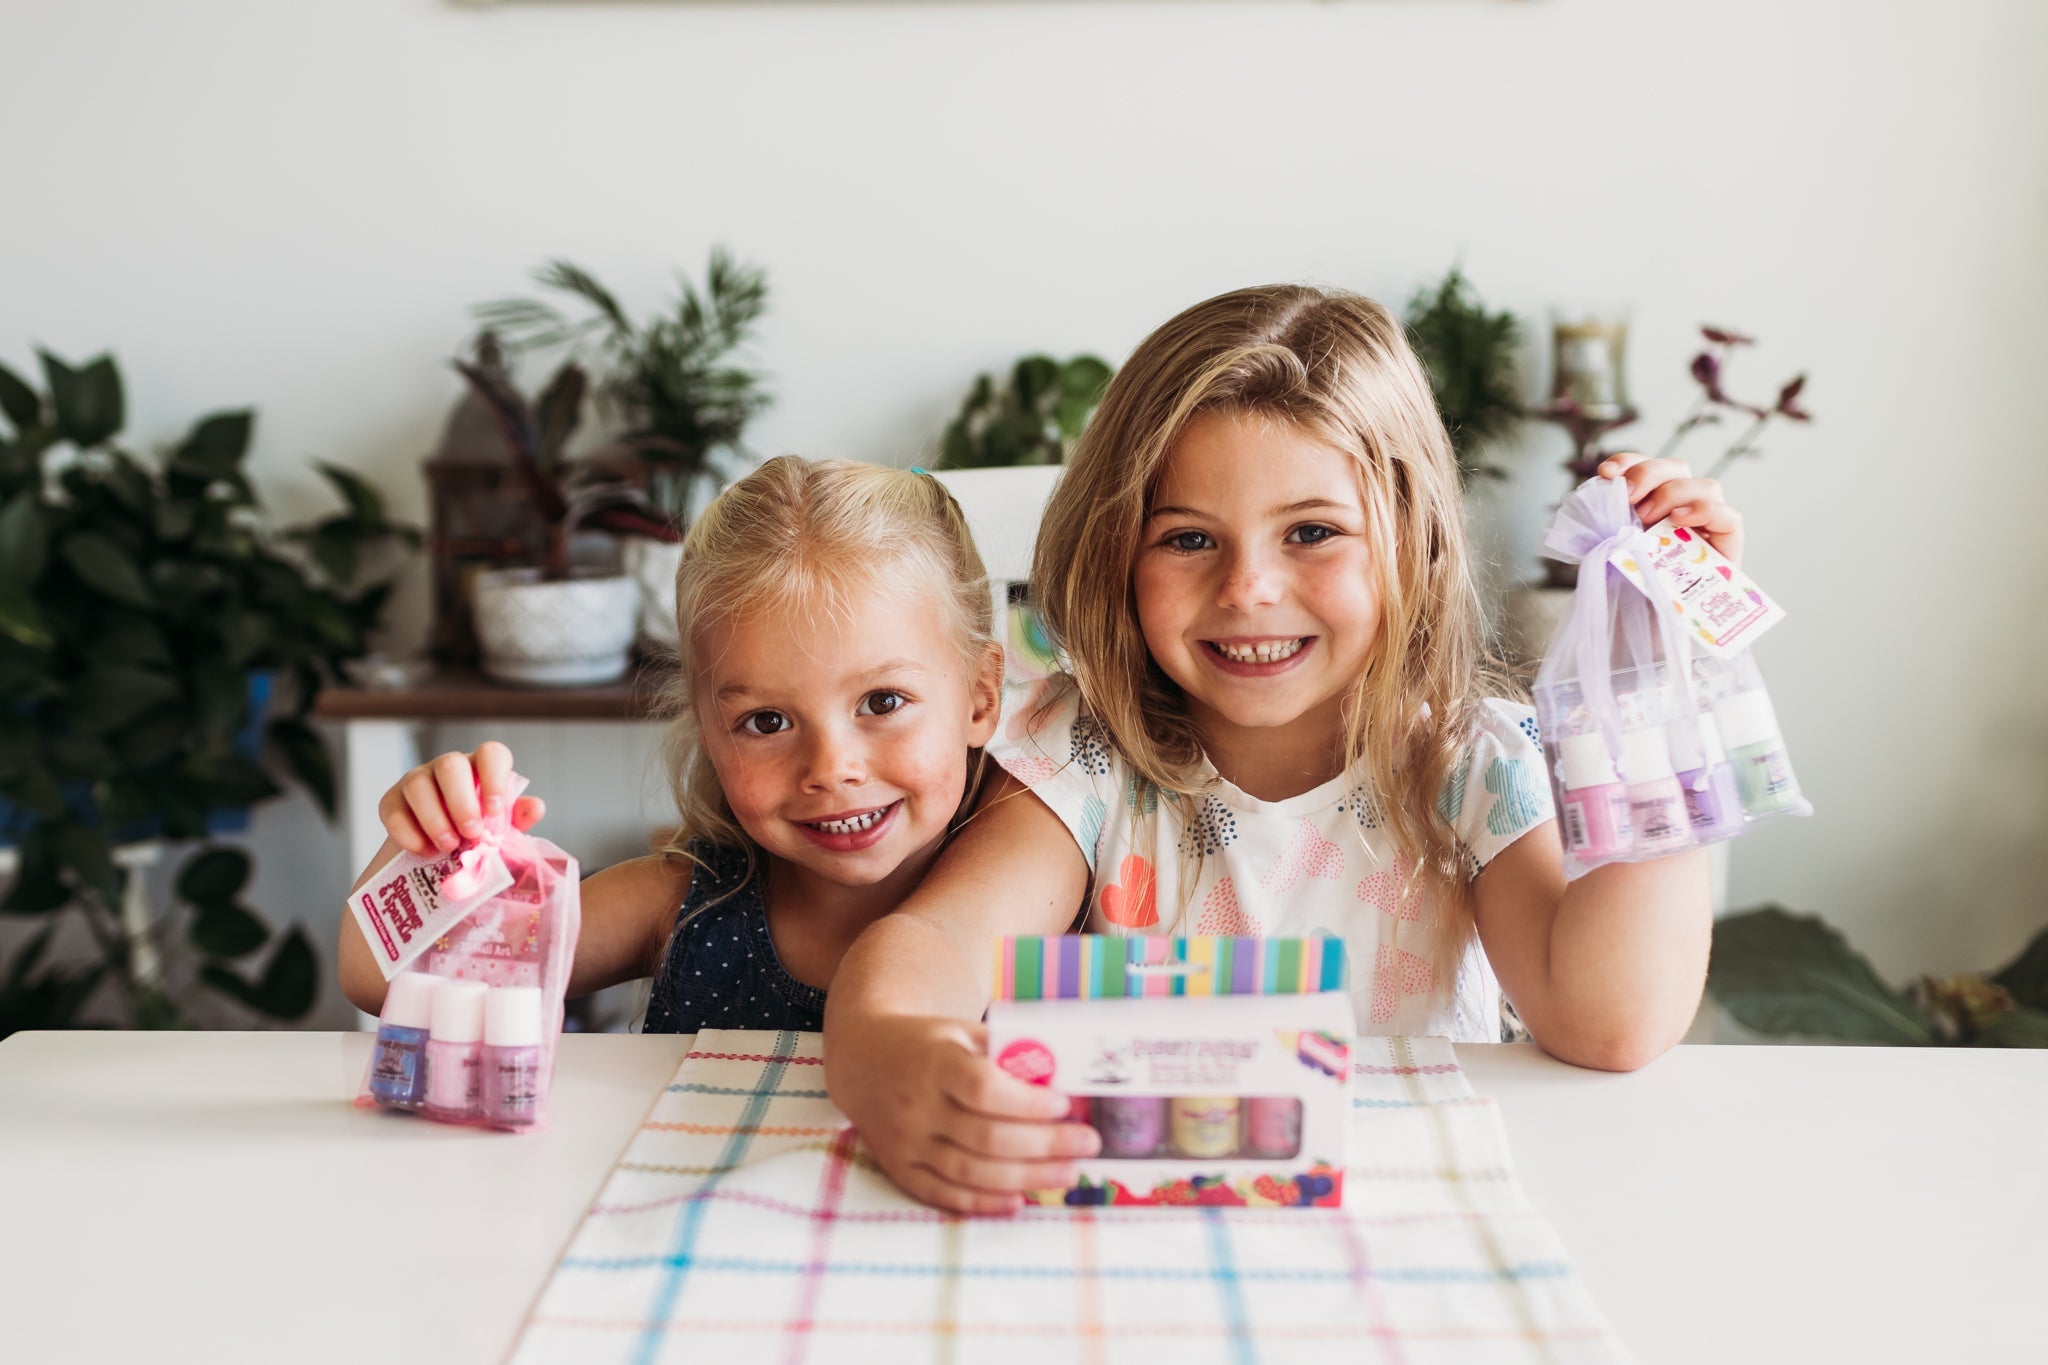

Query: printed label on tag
[[347, 844, 515, 979], [1610, 520, 1785, 656]]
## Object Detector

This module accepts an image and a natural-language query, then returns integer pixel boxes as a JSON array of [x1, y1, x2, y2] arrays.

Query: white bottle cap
[[429, 978, 489, 1044], [1619, 727, 1676, 783], [1712, 689, 1782, 752], [1557, 731, 1620, 791], [1666, 713, 1727, 772], [484, 986, 545, 1048], [381, 972, 439, 1031]]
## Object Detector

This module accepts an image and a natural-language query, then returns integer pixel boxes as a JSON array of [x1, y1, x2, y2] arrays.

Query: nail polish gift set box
[[346, 778, 581, 1132], [986, 935, 1354, 1209], [1535, 475, 1810, 880]]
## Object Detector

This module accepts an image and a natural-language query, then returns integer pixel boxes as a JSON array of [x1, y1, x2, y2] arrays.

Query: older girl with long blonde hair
[[825, 284, 1744, 1214], [340, 456, 1004, 1033]]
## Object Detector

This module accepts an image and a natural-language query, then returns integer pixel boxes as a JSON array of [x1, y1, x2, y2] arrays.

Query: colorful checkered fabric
[[512, 1031, 1622, 1364]]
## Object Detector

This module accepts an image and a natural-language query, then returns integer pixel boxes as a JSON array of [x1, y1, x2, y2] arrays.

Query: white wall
[[4, 0, 2045, 1028]]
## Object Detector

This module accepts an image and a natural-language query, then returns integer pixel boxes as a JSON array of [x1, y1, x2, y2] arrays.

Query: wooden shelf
[[313, 660, 676, 722]]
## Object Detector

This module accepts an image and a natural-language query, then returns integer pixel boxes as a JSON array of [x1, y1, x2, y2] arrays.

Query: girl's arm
[[1472, 826, 1711, 1071], [823, 772, 1103, 1215]]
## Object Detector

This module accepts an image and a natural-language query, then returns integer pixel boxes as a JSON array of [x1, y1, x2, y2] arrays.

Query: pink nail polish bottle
[[1557, 732, 1633, 860], [1095, 1096, 1167, 1157], [1244, 1097, 1302, 1158], [1619, 727, 1696, 856], [481, 986, 545, 1129], [424, 979, 488, 1122]]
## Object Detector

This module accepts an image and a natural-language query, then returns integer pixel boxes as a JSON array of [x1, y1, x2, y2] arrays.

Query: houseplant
[[476, 251, 772, 645], [937, 353, 1114, 471], [0, 349, 416, 1034], [1403, 266, 1525, 485], [1707, 906, 2048, 1047], [451, 335, 675, 684]]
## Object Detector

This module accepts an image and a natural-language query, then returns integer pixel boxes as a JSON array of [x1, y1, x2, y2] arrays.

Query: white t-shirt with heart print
[[986, 680, 1556, 1042]]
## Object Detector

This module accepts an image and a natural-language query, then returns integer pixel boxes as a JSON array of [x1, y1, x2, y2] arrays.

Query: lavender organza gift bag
[[1532, 477, 1809, 880]]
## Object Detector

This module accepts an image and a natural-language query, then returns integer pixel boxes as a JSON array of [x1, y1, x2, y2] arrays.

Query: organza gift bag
[[1533, 476, 1809, 880], [347, 775, 580, 1129]]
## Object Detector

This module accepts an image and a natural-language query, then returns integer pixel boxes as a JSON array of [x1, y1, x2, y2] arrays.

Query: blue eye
[[1164, 530, 1213, 553], [857, 690, 907, 717], [1287, 524, 1338, 545], [739, 711, 790, 736]]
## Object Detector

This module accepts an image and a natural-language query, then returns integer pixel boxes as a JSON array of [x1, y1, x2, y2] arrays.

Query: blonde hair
[[1031, 283, 1508, 978], [656, 456, 997, 895]]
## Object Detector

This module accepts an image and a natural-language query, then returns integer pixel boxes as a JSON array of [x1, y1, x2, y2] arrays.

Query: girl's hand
[[377, 740, 545, 856], [1598, 453, 1745, 568], [827, 1014, 1101, 1216]]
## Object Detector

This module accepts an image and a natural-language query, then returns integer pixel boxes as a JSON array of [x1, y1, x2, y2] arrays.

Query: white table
[[0, 1032, 2040, 1363]]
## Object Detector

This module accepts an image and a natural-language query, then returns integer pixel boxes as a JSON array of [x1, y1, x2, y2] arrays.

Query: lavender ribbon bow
[[1539, 477, 1695, 757]]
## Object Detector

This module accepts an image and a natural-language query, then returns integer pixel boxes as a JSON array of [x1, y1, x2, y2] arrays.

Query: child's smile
[[1135, 409, 1381, 796]]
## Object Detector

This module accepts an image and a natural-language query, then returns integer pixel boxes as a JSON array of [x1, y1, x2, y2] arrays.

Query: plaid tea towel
[[512, 1031, 1622, 1364]]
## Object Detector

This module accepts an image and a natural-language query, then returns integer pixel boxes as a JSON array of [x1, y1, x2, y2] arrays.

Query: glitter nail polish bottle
[[367, 972, 438, 1111], [424, 979, 488, 1121], [1095, 1097, 1168, 1157], [1668, 713, 1746, 840], [480, 985, 545, 1129]]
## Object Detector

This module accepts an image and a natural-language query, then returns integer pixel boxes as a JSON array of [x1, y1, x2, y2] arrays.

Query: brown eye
[[739, 711, 790, 736], [858, 690, 906, 717]]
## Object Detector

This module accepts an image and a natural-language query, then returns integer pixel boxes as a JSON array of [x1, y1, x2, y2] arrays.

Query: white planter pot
[[473, 569, 639, 686], [622, 538, 684, 650]]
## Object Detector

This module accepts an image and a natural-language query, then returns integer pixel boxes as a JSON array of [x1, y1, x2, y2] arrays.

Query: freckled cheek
[[884, 735, 970, 812], [704, 746, 792, 828]]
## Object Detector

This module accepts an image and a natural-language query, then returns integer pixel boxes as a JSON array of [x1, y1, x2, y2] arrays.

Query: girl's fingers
[[944, 1108, 1102, 1162], [940, 1050, 1086, 1125], [1605, 456, 1695, 504], [511, 795, 546, 832], [472, 741, 515, 821], [925, 1139, 1079, 1196], [900, 1163, 1024, 1218], [1595, 452, 1648, 480], [399, 767, 462, 852], [432, 752, 487, 841], [1632, 476, 1724, 528], [377, 793, 433, 856]]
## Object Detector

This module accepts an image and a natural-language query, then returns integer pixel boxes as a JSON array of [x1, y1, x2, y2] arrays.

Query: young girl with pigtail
[[340, 457, 1005, 1034], [824, 285, 1745, 1214]]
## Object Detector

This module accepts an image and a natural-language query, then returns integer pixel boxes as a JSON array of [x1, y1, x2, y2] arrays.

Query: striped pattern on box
[[992, 934, 1348, 1002]]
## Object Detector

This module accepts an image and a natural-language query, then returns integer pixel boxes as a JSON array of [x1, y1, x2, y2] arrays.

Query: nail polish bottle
[[1556, 732, 1634, 860], [1244, 1097, 1303, 1158], [1619, 727, 1695, 856], [367, 972, 439, 1111], [1667, 713, 1746, 841], [480, 985, 545, 1129], [1169, 1096, 1242, 1159], [1095, 1096, 1168, 1157], [424, 979, 488, 1122], [1711, 688, 1804, 816]]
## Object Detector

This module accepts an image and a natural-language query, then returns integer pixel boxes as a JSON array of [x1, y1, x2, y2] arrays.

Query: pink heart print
[[1356, 857, 1423, 923], [1193, 876, 1260, 936], [1258, 818, 1346, 894], [1369, 943, 1434, 1024], [1097, 855, 1159, 930]]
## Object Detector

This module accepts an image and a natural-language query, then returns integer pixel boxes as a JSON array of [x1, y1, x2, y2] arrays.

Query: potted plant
[[0, 349, 416, 1034], [451, 336, 676, 685], [476, 251, 772, 647], [1403, 266, 1526, 486]]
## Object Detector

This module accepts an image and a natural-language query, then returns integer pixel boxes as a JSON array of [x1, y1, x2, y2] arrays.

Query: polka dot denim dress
[[642, 842, 825, 1035]]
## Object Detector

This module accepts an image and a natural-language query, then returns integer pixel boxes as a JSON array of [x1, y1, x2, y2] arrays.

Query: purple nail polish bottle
[[1619, 727, 1696, 857], [481, 986, 546, 1129], [1668, 714, 1746, 841], [424, 979, 488, 1122], [368, 973, 438, 1111], [1557, 732, 1633, 860], [1095, 1096, 1168, 1157]]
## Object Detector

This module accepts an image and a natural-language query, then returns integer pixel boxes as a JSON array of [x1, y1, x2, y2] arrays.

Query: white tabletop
[[0, 1031, 2040, 1364]]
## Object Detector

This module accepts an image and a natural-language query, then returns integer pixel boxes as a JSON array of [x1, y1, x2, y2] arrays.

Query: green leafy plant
[[1404, 266, 1525, 484], [0, 349, 416, 1035], [451, 332, 677, 580], [939, 354, 1114, 470], [1706, 906, 2048, 1046], [477, 250, 772, 519]]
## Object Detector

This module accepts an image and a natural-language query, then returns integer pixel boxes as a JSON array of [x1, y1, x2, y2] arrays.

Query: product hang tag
[[1610, 519, 1785, 656], [346, 843, 517, 980]]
